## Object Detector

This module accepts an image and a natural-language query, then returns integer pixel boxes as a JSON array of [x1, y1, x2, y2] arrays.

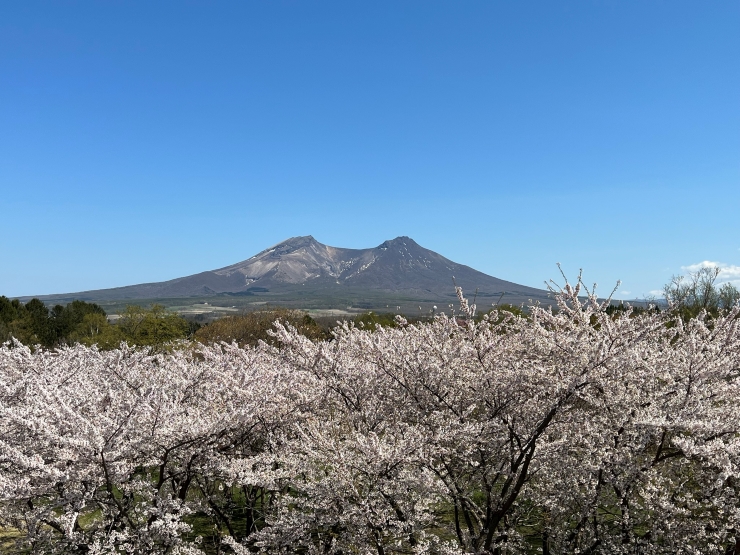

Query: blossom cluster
[[1, 283, 739, 554]]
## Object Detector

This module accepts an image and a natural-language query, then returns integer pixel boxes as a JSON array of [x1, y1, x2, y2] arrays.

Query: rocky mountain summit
[[34, 236, 552, 306]]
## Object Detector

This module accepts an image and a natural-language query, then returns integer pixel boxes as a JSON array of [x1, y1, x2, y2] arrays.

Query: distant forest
[[0, 295, 454, 352], [2, 267, 737, 352], [0, 297, 198, 350], [0, 296, 369, 350]]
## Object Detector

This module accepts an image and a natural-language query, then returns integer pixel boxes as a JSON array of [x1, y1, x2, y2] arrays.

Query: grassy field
[[0, 528, 22, 554], [90, 288, 461, 321]]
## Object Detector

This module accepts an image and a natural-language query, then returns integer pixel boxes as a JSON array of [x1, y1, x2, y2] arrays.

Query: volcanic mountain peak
[[30, 236, 552, 306], [213, 235, 449, 288], [377, 236, 414, 248], [215, 235, 366, 285]]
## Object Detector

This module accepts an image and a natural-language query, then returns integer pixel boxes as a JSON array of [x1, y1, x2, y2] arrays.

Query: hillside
[[29, 236, 552, 311]]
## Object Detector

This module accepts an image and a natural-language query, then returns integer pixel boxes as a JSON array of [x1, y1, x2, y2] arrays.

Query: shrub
[[194, 308, 328, 347]]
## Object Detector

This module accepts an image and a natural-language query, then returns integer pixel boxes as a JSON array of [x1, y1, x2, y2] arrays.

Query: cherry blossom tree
[[1, 278, 739, 554], [0, 341, 307, 553]]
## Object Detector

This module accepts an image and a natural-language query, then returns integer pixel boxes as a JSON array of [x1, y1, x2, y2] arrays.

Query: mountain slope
[[31, 236, 552, 305]]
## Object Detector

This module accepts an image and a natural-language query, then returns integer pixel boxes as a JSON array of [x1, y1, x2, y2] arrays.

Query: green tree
[[0, 297, 112, 348], [664, 266, 740, 320], [0, 296, 25, 343], [719, 281, 740, 310], [68, 312, 124, 350], [50, 299, 107, 342], [0, 296, 24, 324], [17, 298, 53, 346], [195, 308, 328, 347], [118, 304, 190, 350]]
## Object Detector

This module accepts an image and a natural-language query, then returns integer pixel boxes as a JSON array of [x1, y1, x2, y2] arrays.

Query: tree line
[[0, 299, 423, 351], [0, 297, 199, 350], [0, 297, 108, 348], [2, 266, 738, 353]]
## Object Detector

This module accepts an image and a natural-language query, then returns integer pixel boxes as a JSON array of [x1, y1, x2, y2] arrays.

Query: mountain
[[31, 236, 552, 308]]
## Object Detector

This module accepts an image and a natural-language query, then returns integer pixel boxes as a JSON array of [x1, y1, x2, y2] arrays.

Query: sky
[[1, 1, 738, 300]]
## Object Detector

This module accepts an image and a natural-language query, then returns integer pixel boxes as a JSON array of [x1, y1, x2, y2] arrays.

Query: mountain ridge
[[27, 236, 552, 306]]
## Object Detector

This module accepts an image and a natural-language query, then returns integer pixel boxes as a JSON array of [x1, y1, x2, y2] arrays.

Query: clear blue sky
[[1, 1, 738, 300]]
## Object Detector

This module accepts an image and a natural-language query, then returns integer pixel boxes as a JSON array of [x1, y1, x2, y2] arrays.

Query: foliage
[[0, 296, 107, 348], [194, 308, 328, 347], [664, 266, 740, 320], [2, 281, 740, 554], [352, 310, 404, 329], [68, 313, 125, 350], [117, 304, 191, 351], [0, 298, 193, 351]]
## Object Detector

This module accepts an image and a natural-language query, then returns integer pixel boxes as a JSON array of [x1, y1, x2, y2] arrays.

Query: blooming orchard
[[1, 282, 739, 554]]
